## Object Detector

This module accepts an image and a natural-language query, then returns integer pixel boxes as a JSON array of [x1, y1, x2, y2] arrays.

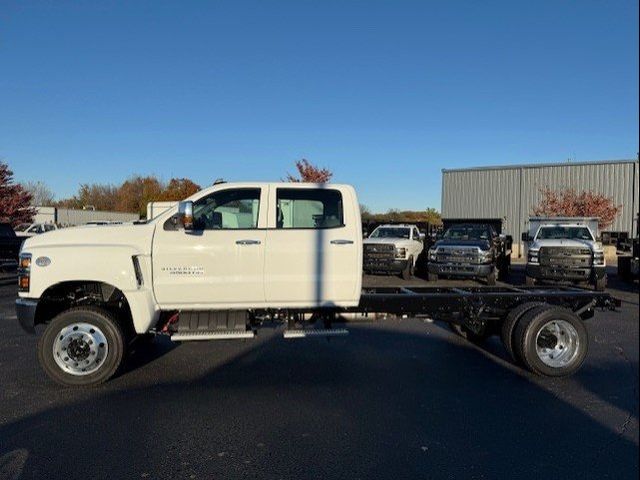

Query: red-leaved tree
[[286, 159, 333, 183], [0, 161, 36, 227], [532, 187, 622, 230]]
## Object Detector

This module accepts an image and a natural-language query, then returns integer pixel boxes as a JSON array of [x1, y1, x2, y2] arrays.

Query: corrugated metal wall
[[442, 160, 639, 256]]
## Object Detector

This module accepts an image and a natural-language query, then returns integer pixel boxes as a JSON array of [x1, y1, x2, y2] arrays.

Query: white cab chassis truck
[[523, 217, 607, 291], [16, 183, 618, 386]]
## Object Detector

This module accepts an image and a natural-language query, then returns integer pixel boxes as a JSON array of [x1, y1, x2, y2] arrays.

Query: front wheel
[[401, 257, 414, 280], [38, 307, 126, 387], [593, 274, 607, 292]]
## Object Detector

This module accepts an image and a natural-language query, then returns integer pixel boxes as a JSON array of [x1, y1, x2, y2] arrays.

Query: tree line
[[1, 158, 622, 229]]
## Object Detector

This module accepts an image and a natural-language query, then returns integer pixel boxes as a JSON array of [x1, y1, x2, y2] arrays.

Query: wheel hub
[[53, 322, 109, 376], [535, 320, 580, 368], [67, 338, 91, 361]]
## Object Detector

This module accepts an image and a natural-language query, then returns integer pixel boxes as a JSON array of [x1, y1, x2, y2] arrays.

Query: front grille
[[364, 243, 395, 263], [436, 247, 480, 264], [539, 247, 592, 267]]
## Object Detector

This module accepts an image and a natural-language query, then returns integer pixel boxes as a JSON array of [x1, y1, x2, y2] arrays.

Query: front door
[[152, 187, 268, 309]]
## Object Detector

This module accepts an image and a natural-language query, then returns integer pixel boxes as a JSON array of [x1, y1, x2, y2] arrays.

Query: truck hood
[[433, 239, 491, 251], [20, 223, 156, 255], [530, 239, 599, 251]]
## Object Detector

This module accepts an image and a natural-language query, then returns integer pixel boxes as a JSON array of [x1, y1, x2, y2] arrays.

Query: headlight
[[479, 251, 492, 263], [428, 249, 437, 261], [593, 252, 605, 266], [528, 250, 539, 264], [395, 247, 407, 259], [18, 253, 31, 292]]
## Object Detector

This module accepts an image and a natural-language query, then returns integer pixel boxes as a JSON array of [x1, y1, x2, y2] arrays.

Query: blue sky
[[1, 0, 638, 212]]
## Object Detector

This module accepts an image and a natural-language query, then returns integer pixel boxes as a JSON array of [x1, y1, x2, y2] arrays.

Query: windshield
[[14, 223, 30, 232], [370, 227, 410, 239], [443, 225, 491, 240], [536, 226, 594, 241]]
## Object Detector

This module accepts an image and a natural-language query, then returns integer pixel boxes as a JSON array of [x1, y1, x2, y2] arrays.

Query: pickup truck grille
[[539, 247, 592, 267], [364, 244, 395, 262], [435, 247, 480, 264]]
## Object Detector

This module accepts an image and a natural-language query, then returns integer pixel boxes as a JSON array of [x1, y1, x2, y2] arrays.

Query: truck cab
[[16, 183, 362, 385], [523, 217, 606, 291]]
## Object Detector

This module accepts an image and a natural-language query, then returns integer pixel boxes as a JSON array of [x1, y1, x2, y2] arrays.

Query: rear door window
[[276, 189, 344, 229]]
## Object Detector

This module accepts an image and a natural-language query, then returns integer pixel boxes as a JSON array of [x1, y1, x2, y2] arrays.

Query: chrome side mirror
[[177, 201, 194, 230]]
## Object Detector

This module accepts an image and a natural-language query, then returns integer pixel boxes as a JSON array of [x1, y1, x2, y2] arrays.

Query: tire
[[497, 263, 510, 282], [401, 257, 414, 280], [500, 302, 546, 363], [593, 274, 607, 292], [448, 322, 491, 344], [618, 257, 631, 282], [525, 275, 536, 286], [485, 270, 497, 286], [427, 272, 439, 282], [513, 306, 588, 377], [38, 307, 126, 387]]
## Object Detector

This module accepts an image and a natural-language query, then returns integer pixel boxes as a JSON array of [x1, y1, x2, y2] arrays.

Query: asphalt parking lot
[[0, 268, 638, 480]]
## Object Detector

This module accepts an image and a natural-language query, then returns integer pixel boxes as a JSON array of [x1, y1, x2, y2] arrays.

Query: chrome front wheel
[[39, 307, 125, 387], [53, 322, 110, 376]]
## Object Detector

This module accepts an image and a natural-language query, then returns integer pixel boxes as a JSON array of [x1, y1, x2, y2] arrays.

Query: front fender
[[19, 245, 160, 334]]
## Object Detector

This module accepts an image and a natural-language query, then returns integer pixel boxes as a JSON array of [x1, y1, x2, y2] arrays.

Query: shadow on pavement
[[1, 323, 637, 480]]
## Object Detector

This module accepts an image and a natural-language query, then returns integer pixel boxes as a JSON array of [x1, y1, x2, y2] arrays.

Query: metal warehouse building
[[441, 159, 639, 257]]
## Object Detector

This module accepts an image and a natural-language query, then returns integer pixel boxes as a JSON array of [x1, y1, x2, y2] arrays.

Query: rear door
[[264, 186, 361, 307], [152, 186, 268, 308]]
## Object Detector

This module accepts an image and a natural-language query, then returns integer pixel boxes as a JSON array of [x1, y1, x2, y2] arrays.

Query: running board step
[[283, 328, 349, 339], [171, 330, 255, 341]]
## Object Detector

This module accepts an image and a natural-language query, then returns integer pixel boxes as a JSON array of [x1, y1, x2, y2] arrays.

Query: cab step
[[171, 330, 256, 341], [283, 328, 349, 339]]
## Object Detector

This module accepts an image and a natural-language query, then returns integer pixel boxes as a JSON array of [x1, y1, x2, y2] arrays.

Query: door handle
[[236, 239, 261, 245], [330, 239, 354, 245]]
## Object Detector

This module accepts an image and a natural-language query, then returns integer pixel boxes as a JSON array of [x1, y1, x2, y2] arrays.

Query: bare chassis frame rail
[[342, 286, 619, 334]]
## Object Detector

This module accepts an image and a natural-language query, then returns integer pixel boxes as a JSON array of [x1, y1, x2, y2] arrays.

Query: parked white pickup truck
[[363, 224, 425, 279], [523, 217, 607, 291], [16, 182, 617, 386], [14, 222, 59, 237]]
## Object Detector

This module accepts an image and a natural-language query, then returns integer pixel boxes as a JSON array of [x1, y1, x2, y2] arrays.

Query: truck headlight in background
[[428, 249, 437, 261], [593, 251, 605, 266], [18, 253, 31, 292], [528, 250, 539, 264], [479, 251, 493, 263], [395, 247, 407, 259]]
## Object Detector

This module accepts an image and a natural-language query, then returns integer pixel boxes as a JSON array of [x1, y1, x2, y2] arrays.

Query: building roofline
[[442, 158, 638, 173]]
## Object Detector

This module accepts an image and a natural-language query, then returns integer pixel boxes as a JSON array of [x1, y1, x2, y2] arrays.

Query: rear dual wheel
[[508, 305, 588, 377]]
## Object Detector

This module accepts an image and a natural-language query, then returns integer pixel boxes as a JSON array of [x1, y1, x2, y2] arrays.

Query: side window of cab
[[192, 188, 261, 230], [275, 188, 344, 229]]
